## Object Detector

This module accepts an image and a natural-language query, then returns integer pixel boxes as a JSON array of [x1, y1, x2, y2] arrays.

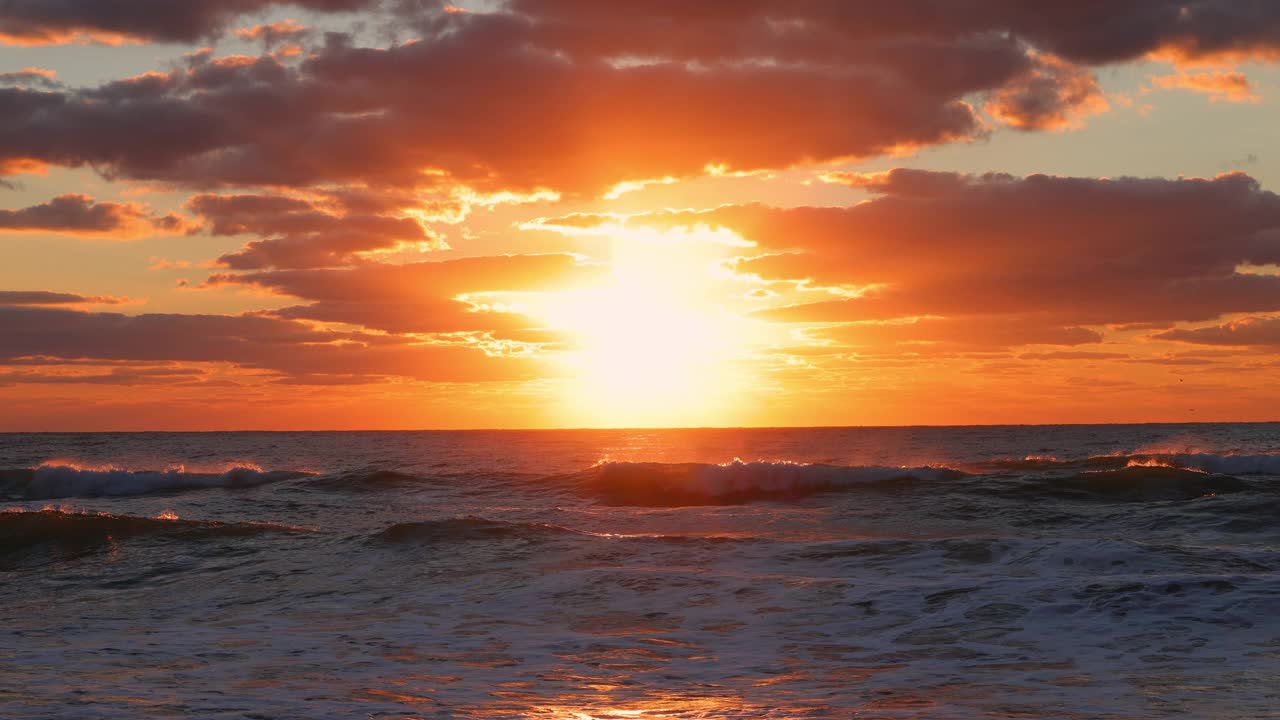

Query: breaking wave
[[579, 460, 966, 505], [1129, 452, 1280, 476], [573, 452, 1279, 506], [0, 464, 314, 499], [975, 451, 1280, 477]]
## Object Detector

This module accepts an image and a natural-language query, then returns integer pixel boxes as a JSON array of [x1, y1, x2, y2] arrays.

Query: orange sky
[[3, 1, 1280, 429]]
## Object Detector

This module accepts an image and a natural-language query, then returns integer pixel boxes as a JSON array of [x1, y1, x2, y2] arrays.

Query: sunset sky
[[4, 1, 1280, 429]]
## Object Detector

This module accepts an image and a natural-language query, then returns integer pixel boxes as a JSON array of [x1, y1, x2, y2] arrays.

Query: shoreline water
[[3, 424, 1277, 718]]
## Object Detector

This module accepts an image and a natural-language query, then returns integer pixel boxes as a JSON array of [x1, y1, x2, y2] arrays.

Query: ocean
[[1, 424, 1278, 719]]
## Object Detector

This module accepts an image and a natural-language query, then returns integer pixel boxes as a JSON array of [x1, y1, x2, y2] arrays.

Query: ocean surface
[[2, 424, 1278, 719]]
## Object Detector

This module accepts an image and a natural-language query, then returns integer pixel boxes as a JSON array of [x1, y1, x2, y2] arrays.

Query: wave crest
[[974, 451, 1280, 477], [1126, 453, 1280, 476], [0, 465, 314, 500], [581, 460, 965, 506]]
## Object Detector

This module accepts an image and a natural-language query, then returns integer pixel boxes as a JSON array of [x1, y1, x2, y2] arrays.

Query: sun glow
[[536, 225, 762, 427]]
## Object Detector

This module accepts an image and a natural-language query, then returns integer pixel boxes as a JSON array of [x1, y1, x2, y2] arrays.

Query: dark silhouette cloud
[[0, 0, 373, 45], [0, 194, 186, 236], [6, 3, 1280, 195], [0, 305, 548, 382], [1155, 316, 1280, 348], [207, 253, 604, 333], [186, 192, 447, 268], [0, 290, 126, 305]]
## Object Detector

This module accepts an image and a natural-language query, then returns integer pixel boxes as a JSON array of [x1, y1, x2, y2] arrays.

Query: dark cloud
[[0, 68, 60, 89], [207, 253, 602, 333], [0, 290, 122, 306], [186, 192, 444, 268], [984, 53, 1107, 130], [0, 10, 1014, 194], [498, 1, 1280, 66], [0, 194, 185, 236], [542, 170, 1280, 349], [0, 366, 208, 386], [234, 19, 312, 48], [5, 3, 1280, 194], [1155, 316, 1280, 348], [0, 305, 548, 382], [0, 0, 374, 45]]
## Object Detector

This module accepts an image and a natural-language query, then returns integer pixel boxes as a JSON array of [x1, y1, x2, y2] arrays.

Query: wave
[[306, 469, 423, 492], [0, 508, 301, 563], [574, 454, 1270, 507], [1126, 452, 1280, 476], [370, 517, 762, 547], [372, 517, 586, 544], [972, 456, 1130, 473], [975, 451, 1280, 477], [579, 460, 965, 506], [0, 464, 314, 500]]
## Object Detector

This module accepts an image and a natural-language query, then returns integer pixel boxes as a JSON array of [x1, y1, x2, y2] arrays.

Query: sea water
[[2, 425, 1278, 718]]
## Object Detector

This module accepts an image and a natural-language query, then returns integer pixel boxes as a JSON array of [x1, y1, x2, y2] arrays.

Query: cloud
[[1150, 70, 1259, 103], [0, 305, 548, 382], [0, 366, 208, 387], [0, 68, 60, 89], [1154, 316, 1280, 347], [1018, 351, 1131, 361], [0, 0, 373, 46], [545, 169, 1280, 348], [0, 194, 187, 237], [493, 2, 1280, 67], [186, 192, 446, 269], [6, 3, 1280, 193], [817, 316, 1103, 350], [0, 290, 127, 306], [985, 53, 1109, 130], [234, 19, 311, 48], [206, 253, 603, 333], [0, 30, 983, 193]]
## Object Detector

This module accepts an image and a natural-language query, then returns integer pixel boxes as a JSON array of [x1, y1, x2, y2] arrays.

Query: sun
[[535, 224, 762, 427]]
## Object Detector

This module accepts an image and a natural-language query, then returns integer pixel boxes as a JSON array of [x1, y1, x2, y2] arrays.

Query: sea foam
[[583, 459, 965, 505], [0, 464, 313, 499]]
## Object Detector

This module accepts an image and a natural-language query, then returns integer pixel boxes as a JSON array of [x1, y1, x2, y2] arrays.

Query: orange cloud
[[0, 158, 47, 177], [6, 3, 1280, 195], [0, 67, 60, 88], [0, 305, 551, 384], [545, 170, 1280, 350], [1156, 316, 1280, 347], [234, 19, 309, 47], [985, 54, 1109, 130], [1150, 70, 1259, 102], [204, 254, 605, 335], [0, 1, 371, 45], [0, 291, 128, 306], [185, 192, 449, 269], [0, 194, 188, 238]]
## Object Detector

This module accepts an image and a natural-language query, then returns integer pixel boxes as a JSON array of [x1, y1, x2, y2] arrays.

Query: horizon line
[[3, 419, 1278, 433]]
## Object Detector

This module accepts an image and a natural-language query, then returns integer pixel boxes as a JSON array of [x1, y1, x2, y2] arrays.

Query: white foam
[[17, 464, 311, 499], [1133, 452, 1280, 475], [589, 459, 964, 503]]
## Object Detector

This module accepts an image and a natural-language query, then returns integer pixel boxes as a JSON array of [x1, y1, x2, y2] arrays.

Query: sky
[[3, 1, 1280, 430]]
